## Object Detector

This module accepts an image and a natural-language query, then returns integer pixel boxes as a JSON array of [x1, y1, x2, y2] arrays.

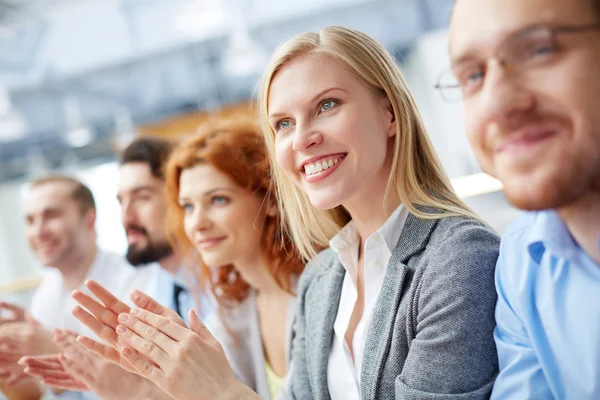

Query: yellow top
[[265, 360, 285, 399]]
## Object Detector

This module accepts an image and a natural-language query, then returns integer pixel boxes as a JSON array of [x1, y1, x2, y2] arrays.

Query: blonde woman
[[57, 26, 500, 400]]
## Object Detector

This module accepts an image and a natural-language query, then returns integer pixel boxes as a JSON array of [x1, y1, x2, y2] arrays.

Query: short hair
[[120, 137, 175, 180], [29, 175, 96, 214]]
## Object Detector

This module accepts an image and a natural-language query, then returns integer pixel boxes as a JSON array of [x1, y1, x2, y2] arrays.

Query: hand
[[71, 281, 185, 374], [0, 302, 27, 327], [22, 329, 173, 400], [115, 300, 257, 400], [0, 361, 32, 387], [0, 315, 58, 358]]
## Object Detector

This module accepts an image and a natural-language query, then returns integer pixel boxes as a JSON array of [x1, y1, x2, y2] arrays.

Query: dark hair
[[120, 137, 176, 179], [30, 175, 95, 214], [594, 0, 600, 15]]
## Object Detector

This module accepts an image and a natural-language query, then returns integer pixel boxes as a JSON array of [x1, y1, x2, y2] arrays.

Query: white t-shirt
[[30, 248, 157, 338], [29, 248, 157, 400]]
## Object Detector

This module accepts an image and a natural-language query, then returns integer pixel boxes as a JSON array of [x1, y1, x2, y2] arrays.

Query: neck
[[60, 243, 97, 291], [557, 189, 600, 264], [159, 252, 181, 274], [344, 172, 401, 243], [236, 255, 288, 299]]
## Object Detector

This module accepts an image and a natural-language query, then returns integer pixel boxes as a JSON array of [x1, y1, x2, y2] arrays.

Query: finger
[[0, 302, 24, 315], [120, 346, 165, 384], [76, 336, 120, 365], [115, 325, 169, 366], [118, 312, 179, 353], [86, 280, 130, 315], [43, 376, 88, 391], [59, 354, 95, 384], [125, 308, 189, 342], [189, 309, 215, 342], [24, 366, 72, 380], [72, 290, 119, 329], [19, 355, 63, 369], [130, 291, 184, 326], [72, 306, 118, 347]]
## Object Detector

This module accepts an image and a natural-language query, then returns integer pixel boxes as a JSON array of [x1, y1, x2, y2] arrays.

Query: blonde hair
[[258, 26, 481, 261]]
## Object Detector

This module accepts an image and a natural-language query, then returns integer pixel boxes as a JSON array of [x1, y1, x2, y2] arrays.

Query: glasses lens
[[436, 69, 462, 101]]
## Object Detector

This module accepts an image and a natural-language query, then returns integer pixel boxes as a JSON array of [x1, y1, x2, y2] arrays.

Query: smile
[[303, 154, 345, 176]]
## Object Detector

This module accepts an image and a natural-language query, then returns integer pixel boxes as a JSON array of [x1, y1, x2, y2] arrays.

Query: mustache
[[125, 225, 148, 236]]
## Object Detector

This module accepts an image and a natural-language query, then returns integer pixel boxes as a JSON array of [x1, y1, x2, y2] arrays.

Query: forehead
[[25, 182, 76, 215], [268, 53, 361, 113], [118, 162, 163, 193], [179, 164, 240, 196], [449, 0, 594, 61]]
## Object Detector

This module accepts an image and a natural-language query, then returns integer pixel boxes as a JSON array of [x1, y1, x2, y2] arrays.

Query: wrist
[[223, 381, 260, 400]]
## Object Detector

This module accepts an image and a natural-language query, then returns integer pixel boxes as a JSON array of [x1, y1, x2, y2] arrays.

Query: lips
[[196, 236, 227, 250], [495, 127, 556, 155]]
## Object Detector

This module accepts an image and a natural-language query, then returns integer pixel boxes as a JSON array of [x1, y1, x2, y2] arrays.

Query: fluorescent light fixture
[[63, 96, 94, 148], [223, 27, 268, 77], [451, 172, 503, 198]]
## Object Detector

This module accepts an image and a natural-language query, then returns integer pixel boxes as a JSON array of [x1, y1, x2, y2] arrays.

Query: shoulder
[[424, 215, 500, 269], [413, 215, 500, 296], [297, 248, 339, 297], [495, 211, 544, 292]]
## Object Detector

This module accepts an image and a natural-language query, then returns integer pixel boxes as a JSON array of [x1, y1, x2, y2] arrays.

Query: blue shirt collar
[[527, 210, 580, 264]]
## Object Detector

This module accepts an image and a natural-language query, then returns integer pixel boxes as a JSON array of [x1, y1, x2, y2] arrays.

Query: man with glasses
[[446, 0, 600, 398]]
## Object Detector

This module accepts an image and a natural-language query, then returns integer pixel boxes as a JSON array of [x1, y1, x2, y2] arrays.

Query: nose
[[120, 199, 137, 228], [477, 61, 536, 129], [190, 207, 213, 234], [292, 121, 323, 152]]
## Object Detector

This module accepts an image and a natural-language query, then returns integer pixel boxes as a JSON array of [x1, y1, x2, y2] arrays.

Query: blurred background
[[0, 0, 518, 304]]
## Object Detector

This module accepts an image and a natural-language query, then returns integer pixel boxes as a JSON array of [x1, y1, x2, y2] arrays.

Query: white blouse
[[327, 205, 409, 400]]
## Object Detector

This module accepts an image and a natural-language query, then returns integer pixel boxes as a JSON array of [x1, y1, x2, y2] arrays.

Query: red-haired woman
[[22, 118, 304, 400]]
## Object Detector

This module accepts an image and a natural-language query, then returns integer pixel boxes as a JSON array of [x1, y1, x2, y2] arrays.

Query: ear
[[380, 97, 397, 138], [266, 201, 278, 217], [84, 209, 96, 230]]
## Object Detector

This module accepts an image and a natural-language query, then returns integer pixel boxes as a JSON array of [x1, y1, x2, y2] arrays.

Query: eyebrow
[[268, 87, 348, 121], [178, 187, 239, 202], [117, 185, 156, 201]]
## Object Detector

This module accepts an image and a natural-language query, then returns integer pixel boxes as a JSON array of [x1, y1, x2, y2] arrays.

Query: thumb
[[189, 309, 214, 342]]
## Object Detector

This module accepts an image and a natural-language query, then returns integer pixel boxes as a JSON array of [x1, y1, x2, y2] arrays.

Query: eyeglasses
[[435, 22, 600, 101]]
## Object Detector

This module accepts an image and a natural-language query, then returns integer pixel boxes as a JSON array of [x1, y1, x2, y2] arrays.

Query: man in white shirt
[[0, 175, 154, 399]]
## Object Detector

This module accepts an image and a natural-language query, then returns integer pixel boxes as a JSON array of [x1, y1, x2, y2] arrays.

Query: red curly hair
[[165, 118, 304, 307]]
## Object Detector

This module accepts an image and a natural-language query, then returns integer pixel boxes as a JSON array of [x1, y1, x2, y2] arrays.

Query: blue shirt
[[492, 211, 600, 400]]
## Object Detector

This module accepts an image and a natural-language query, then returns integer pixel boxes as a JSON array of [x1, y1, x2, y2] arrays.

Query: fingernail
[[116, 325, 127, 334], [131, 291, 140, 301], [130, 308, 140, 316], [122, 347, 131, 356], [118, 314, 128, 323]]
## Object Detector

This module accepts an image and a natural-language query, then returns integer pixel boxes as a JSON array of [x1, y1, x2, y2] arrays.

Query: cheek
[[275, 136, 296, 177], [183, 214, 194, 241]]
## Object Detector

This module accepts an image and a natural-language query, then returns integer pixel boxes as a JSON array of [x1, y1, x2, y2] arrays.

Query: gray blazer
[[208, 290, 297, 400], [279, 213, 500, 400]]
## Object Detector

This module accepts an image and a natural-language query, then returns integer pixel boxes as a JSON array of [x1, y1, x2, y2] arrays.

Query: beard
[[126, 240, 173, 266], [125, 225, 173, 266]]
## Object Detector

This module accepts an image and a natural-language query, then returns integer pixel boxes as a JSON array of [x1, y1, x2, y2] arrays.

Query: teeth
[[303, 156, 343, 176]]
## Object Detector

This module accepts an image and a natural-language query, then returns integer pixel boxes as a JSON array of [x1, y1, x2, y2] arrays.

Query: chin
[[502, 174, 584, 211], [305, 189, 346, 211]]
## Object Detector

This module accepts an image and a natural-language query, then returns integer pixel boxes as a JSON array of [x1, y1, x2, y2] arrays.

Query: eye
[[319, 99, 338, 112], [456, 65, 485, 94], [211, 195, 229, 206], [179, 203, 194, 213], [275, 119, 294, 132]]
